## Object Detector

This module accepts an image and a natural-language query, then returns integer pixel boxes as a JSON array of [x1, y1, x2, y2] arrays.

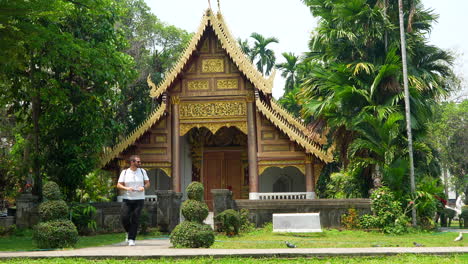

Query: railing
[[117, 195, 158, 202], [258, 192, 307, 200]]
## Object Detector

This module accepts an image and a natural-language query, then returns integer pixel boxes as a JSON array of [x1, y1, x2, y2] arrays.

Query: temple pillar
[[305, 155, 316, 199], [247, 100, 259, 200], [171, 97, 181, 192]]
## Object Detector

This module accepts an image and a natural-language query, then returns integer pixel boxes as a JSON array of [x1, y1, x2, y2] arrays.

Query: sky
[[144, 0, 468, 100]]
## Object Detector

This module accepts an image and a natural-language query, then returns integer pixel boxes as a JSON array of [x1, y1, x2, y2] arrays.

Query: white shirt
[[118, 168, 149, 200]]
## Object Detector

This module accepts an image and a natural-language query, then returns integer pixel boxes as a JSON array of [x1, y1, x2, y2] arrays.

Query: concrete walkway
[[0, 239, 467, 259]]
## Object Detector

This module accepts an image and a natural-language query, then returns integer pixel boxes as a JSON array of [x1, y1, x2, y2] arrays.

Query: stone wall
[[235, 199, 371, 228], [91, 191, 182, 233]]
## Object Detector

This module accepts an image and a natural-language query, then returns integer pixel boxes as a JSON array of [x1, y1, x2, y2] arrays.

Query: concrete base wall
[[235, 199, 371, 228]]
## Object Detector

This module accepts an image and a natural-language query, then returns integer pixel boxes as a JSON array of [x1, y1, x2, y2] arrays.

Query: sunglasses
[[132, 160, 141, 163]]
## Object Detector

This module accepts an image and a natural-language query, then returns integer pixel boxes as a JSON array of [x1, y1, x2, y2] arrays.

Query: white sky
[[145, 0, 468, 100]]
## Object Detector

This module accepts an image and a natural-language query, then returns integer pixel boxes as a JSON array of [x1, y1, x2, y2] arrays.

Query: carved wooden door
[[203, 150, 242, 210]]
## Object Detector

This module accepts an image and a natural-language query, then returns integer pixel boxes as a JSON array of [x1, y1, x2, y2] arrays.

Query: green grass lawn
[[1, 255, 468, 264], [0, 230, 163, 252], [211, 224, 467, 249], [1, 225, 466, 251]]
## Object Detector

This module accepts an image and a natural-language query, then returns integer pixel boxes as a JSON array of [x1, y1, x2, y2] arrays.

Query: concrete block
[[273, 213, 322, 232]]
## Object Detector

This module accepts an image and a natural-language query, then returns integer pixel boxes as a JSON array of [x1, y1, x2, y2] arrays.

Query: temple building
[[101, 8, 333, 206]]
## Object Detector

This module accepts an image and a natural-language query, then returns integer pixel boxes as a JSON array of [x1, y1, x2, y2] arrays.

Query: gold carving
[[258, 160, 306, 175], [217, 79, 238, 90], [118, 159, 127, 169], [263, 145, 290, 152], [187, 80, 209, 91], [179, 101, 246, 119], [246, 90, 255, 102], [140, 148, 166, 155], [142, 162, 172, 177], [180, 122, 247, 136], [202, 58, 224, 73], [155, 120, 166, 129], [171, 95, 180, 104], [154, 135, 166, 143], [149, 11, 274, 99]]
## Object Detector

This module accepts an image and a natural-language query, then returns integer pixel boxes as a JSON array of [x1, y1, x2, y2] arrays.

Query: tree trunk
[[398, 0, 417, 227], [30, 57, 42, 200]]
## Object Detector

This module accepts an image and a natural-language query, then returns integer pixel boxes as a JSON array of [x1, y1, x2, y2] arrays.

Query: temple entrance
[[203, 150, 242, 209], [187, 126, 247, 210]]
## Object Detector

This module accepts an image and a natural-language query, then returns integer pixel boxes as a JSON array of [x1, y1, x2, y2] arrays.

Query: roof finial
[[217, 0, 221, 12], [208, 0, 211, 9]]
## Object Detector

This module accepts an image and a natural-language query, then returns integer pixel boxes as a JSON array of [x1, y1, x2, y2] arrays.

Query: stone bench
[[273, 213, 322, 232]]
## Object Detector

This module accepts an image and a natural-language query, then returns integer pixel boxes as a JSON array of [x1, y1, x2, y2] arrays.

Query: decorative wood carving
[[202, 58, 224, 73], [216, 79, 238, 90], [187, 80, 209, 91]]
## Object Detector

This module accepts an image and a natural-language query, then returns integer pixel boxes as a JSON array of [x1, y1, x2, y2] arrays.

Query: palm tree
[[276, 52, 299, 94], [237, 38, 254, 62], [250, 32, 278, 75], [299, 0, 456, 197]]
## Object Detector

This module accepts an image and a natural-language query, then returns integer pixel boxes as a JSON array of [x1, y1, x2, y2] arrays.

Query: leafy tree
[[250, 32, 279, 75], [237, 38, 254, 62], [0, 0, 135, 200], [276, 52, 299, 94], [426, 101, 468, 203], [298, 0, 457, 201]]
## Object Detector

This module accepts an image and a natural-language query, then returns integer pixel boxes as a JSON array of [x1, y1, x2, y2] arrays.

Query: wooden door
[[203, 150, 242, 210]]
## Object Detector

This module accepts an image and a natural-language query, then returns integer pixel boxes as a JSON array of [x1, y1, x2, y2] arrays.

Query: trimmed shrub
[[42, 182, 62, 200], [170, 221, 214, 248], [461, 206, 468, 228], [186, 181, 204, 201], [215, 209, 241, 236], [181, 199, 209, 223], [171, 182, 214, 248], [39, 200, 69, 222], [33, 220, 79, 249]]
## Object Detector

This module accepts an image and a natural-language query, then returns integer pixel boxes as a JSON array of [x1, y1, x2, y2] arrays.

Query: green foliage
[[215, 209, 241, 236], [461, 206, 468, 219], [139, 209, 150, 235], [181, 199, 209, 223], [0, 224, 17, 237], [70, 203, 97, 235], [170, 221, 214, 248], [239, 208, 255, 233], [341, 208, 361, 229], [250, 32, 279, 75], [42, 181, 62, 201], [299, 0, 457, 196], [39, 200, 69, 222], [76, 170, 115, 202], [32, 220, 79, 249], [360, 187, 409, 234], [186, 181, 204, 201]]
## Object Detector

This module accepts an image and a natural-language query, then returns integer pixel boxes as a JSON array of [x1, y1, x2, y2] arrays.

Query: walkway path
[[1, 239, 467, 259]]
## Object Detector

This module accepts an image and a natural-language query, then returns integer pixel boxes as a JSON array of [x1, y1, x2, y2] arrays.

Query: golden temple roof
[[256, 98, 333, 163], [148, 9, 274, 99], [100, 102, 167, 167]]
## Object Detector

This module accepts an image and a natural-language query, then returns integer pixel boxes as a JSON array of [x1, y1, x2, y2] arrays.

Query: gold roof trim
[[256, 98, 333, 163], [211, 13, 272, 94], [101, 102, 168, 167], [149, 9, 273, 98], [270, 100, 327, 145], [149, 11, 211, 98]]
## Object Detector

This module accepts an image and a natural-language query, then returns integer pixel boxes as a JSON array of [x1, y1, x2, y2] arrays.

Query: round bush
[[33, 220, 78, 249], [39, 200, 69, 221], [43, 181, 62, 200], [186, 181, 204, 201], [181, 199, 208, 223], [170, 221, 214, 248], [214, 209, 241, 236]]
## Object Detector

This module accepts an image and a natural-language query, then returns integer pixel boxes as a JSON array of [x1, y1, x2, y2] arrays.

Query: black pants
[[121, 199, 144, 240]]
